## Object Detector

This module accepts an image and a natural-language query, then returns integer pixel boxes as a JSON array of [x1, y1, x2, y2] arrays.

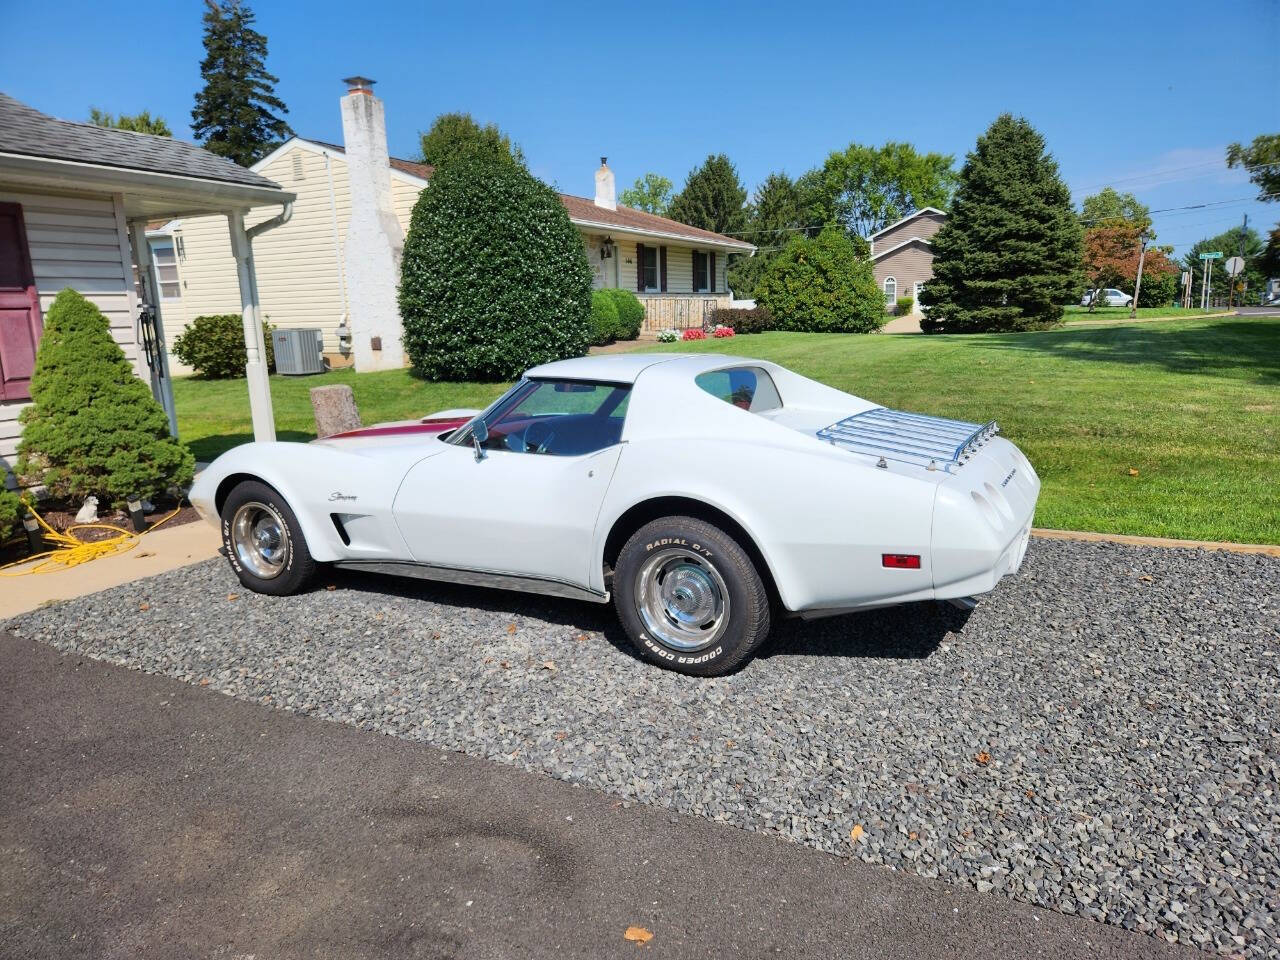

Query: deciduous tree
[[1226, 133, 1280, 200], [89, 108, 172, 137], [619, 173, 673, 215], [816, 142, 957, 239], [920, 115, 1082, 332], [1080, 187, 1152, 233], [191, 0, 292, 167], [418, 112, 523, 169]]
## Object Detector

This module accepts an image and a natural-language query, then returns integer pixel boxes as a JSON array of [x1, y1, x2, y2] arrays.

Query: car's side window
[[475, 379, 631, 457], [695, 366, 782, 414]]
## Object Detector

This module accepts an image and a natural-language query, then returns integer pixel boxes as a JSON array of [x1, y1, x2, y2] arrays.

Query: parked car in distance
[[190, 354, 1041, 676], [1081, 288, 1133, 307]]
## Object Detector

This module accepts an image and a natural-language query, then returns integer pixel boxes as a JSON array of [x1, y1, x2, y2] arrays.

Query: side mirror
[[471, 420, 489, 462]]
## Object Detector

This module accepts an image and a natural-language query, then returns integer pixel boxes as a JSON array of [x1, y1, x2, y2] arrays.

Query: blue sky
[[5, 0, 1277, 254]]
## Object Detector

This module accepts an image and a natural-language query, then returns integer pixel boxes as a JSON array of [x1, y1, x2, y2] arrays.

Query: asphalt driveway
[[0, 632, 1195, 960], [5, 537, 1278, 957]]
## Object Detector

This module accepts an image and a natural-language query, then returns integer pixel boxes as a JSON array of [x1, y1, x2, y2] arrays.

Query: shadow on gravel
[[764, 601, 969, 661], [322, 566, 967, 665]]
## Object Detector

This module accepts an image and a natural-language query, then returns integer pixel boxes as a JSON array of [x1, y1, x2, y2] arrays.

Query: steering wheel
[[522, 419, 556, 454]]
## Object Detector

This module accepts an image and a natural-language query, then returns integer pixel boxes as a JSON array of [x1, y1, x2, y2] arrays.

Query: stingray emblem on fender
[[329, 492, 358, 501]]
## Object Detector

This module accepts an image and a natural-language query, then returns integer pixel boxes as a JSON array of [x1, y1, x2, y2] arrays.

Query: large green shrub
[[601, 288, 644, 340], [172, 313, 274, 379], [754, 228, 883, 333], [17, 289, 194, 505], [588, 290, 620, 346], [895, 296, 914, 316], [1136, 266, 1179, 308], [0, 489, 19, 543], [399, 152, 592, 380]]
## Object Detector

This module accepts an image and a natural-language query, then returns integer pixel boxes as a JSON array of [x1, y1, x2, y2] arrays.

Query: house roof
[[0, 92, 282, 191], [558, 193, 754, 251], [871, 236, 934, 261], [276, 137, 753, 252], [868, 206, 947, 240]]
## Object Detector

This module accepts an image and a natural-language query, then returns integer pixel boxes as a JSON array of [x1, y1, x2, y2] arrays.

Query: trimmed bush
[[601, 288, 644, 340], [755, 228, 884, 333], [1136, 268, 1179, 308], [588, 290, 620, 346], [895, 296, 914, 316], [400, 151, 593, 380], [172, 313, 274, 379], [0, 488, 19, 543], [712, 306, 774, 334], [17, 289, 194, 505]]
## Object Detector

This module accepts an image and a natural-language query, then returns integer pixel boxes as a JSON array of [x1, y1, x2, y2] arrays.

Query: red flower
[[682, 328, 707, 341]]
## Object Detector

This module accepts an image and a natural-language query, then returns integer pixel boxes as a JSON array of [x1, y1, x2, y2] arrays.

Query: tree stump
[[310, 384, 362, 438]]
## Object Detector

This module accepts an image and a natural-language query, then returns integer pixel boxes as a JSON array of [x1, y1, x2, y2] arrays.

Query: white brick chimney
[[340, 75, 405, 371], [594, 157, 616, 211]]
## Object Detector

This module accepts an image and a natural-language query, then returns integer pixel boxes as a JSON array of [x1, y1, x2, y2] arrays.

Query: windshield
[[452, 378, 631, 456]]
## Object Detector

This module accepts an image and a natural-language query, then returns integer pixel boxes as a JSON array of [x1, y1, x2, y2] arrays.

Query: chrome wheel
[[230, 501, 289, 580], [634, 548, 731, 652]]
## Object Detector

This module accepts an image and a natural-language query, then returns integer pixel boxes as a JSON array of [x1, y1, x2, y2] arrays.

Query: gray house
[[870, 207, 946, 315]]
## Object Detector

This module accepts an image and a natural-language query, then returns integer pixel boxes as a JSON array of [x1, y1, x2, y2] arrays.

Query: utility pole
[[1131, 231, 1151, 319], [1237, 213, 1249, 307]]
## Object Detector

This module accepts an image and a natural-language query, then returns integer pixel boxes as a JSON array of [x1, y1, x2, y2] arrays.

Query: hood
[[313, 409, 478, 450]]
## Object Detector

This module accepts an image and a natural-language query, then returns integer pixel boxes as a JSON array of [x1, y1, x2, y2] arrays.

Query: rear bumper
[[933, 521, 1032, 601]]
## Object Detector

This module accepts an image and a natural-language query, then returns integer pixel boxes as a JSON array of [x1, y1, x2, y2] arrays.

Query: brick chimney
[[594, 157, 616, 211], [340, 75, 405, 371]]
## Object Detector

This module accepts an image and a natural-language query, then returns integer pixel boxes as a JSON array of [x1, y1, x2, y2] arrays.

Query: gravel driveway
[[7, 539, 1278, 958]]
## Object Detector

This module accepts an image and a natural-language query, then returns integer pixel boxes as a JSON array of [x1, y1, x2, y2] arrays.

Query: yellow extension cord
[[0, 499, 183, 576]]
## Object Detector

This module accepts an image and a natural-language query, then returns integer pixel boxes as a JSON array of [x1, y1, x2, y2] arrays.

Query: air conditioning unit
[[271, 328, 325, 376]]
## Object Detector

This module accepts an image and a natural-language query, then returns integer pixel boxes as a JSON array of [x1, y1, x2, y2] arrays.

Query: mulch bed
[[1, 495, 199, 568]]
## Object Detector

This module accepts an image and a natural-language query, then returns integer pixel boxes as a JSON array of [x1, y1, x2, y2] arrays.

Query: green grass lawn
[[1062, 305, 1218, 322], [174, 314, 1280, 544]]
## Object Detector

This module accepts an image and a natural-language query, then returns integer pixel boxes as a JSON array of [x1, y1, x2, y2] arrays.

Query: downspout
[[247, 200, 293, 242]]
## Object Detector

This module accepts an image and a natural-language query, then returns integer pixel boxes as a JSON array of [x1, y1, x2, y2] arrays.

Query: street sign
[[1199, 251, 1223, 260], [1225, 256, 1245, 277]]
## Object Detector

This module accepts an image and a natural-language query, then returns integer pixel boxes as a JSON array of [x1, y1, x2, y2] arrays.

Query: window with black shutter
[[693, 250, 707, 292]]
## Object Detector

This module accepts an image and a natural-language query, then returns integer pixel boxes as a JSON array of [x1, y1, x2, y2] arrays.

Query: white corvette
[[190, 354, 1039, 675]]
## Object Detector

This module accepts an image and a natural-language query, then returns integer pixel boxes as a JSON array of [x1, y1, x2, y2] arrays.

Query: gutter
[[247, 200, 293, 241], [567, 216, 755, 254]]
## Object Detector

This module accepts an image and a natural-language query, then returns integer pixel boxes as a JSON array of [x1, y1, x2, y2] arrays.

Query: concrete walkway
[[1, 633, 1194, 960], [0, 520, 220, 619]]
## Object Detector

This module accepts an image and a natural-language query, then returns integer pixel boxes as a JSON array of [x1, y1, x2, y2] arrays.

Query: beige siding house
[[870, 207, 946, 314], [159, 84, 753, 371], [0, 93, 294, 477]]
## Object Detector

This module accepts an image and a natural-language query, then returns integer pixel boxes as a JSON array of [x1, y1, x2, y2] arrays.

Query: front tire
[[220, 480, 316, 596], [613, 516, 771, 676]]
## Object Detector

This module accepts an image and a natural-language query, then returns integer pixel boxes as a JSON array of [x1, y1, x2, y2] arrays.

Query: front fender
[[190, 442, 416, 563]]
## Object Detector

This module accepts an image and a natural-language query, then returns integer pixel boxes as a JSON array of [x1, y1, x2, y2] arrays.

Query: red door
[[0, 202, 43, 402]]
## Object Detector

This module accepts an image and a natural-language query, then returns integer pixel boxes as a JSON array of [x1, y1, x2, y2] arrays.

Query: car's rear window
[[695, 366, 782, 413]]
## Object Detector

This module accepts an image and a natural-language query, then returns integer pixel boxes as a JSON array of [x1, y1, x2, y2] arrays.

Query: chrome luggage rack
[[817, 408, 999, 472]]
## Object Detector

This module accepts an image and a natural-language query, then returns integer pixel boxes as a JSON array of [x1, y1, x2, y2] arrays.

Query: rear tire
[[220, 480, 315, 596], [613, 516, 771, 676]]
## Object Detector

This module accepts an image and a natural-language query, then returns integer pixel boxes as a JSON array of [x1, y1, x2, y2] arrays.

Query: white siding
[[607, 237, 728, 295], [164, 143, 427, 370], [0, 188, 140, 474]]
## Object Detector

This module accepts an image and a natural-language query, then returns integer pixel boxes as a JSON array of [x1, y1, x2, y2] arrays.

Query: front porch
[[637, 293, 731, 335]]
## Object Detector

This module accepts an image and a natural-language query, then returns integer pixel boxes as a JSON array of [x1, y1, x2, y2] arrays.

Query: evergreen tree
[[920, 115, 1082, 333], [89, 108, 172, 137], [417, 112, 523, 168], [728, 172, 806, 299], [17, 290, 193, 504], [191, 0, 291, 167], [668, 154, 748, 236]]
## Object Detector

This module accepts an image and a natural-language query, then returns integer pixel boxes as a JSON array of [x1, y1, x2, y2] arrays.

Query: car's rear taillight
[[882, 553, 922, 569]]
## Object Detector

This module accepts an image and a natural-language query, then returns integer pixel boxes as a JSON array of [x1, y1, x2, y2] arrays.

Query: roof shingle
[[0, 93, 284, 191]]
